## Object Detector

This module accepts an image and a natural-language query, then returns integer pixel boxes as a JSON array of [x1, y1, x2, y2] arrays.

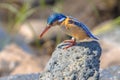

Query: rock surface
[[0, 41, 102, 80], [0, 43, 50, 76], [0, 73, 40, 80], [98, 27, 120, 69], [100, 65, 120, 80]]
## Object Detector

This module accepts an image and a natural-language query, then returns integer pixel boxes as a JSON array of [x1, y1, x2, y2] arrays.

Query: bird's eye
[[68, 20, 74, 24], [50, 22, 53, 25]]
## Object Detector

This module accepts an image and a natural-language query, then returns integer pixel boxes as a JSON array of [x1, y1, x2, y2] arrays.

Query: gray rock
[[100, 65, 120, 80], [0, 26, 33, 54], [43, 41, 101, 80], [100, 27, 120, 45], [0, 27, 9, 50], [0, 41, 102, 80], [0, 73, 40, 80]]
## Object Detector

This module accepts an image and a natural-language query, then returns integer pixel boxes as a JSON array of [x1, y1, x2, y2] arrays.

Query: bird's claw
[[63, 40, 76, 49], [63, 40, 75, 43]]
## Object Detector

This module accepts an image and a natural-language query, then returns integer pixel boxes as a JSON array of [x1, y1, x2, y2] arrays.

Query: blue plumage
[[74, 21, 98, 40], [68, 16, 98, 40], [47, 13, 66, 25], [46, 13, 98, 40], [40, 13, 98, 49]]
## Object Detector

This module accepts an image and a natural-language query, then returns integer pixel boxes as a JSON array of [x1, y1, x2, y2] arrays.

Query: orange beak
[[40, 25, 51, 38]]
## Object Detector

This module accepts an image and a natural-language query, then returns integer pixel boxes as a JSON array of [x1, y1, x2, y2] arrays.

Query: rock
[[96, 26, 120, 69], [0, 23, 50, 76], [100, 65, 120, 80], [0, 41, 102, 80], [100, 41, 120, 68], [0, 24, 33, 54], [0, 24, 49, 76], [11, 54, 50, 75], [0, 73, 40, 80], [100, 27, 120, 45], [93, 22, 120, 69], [0, 43, 50, 76], [0, 27, 9, 50], [43, 41, 101, 80]]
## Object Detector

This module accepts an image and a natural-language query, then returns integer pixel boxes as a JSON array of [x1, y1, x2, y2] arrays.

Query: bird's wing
[[69, 16, 98, 40]]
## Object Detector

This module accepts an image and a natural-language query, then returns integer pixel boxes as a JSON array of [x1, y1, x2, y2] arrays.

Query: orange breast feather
[[60, 18, 89, 40]]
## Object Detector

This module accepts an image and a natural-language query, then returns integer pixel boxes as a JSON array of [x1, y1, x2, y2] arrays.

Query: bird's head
[[40, 13, 66, 38]]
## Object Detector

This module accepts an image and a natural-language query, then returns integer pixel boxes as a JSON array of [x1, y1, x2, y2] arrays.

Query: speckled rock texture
[[0, 73, 40, 80], [100, 65, 120, 80], [0, 41, 102, 80], [41, 41, 102, 80]]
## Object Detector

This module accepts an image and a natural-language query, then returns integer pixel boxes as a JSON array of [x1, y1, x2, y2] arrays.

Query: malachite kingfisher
[[40, 13, 98, 49]]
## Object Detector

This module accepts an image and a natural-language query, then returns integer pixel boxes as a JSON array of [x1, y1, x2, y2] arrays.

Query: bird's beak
[[40, 25, 51, 38]]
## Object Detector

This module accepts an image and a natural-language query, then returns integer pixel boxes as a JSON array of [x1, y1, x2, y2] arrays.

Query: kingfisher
[[40, 13, 98, 49]]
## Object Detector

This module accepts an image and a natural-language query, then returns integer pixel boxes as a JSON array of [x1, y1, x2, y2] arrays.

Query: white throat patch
[[58, 18, 65, 22]]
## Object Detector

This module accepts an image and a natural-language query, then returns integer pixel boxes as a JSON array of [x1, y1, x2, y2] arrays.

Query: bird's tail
[[90, 34, 99, 40]]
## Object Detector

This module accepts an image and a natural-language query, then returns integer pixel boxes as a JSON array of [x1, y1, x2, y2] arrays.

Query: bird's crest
[[47, 13, 66, 25]]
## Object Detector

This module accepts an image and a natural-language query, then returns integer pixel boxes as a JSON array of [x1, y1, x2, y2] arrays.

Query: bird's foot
[[63, 39, 76, 49]]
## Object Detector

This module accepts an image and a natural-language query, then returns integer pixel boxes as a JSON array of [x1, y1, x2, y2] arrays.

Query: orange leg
[[63, 38, 76, 49]]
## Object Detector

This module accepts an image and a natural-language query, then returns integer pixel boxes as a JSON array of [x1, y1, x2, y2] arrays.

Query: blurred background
[[0, 0, 120, 78]]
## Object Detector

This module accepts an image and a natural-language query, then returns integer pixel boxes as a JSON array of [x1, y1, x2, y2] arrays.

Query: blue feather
[[73, 19, 98, 40], [47, 13, 98, 40], [47, 13, 66, 25]]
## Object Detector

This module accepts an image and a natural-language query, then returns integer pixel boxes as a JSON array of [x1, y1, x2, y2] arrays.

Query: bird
[[40, 13, 98, 49]]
